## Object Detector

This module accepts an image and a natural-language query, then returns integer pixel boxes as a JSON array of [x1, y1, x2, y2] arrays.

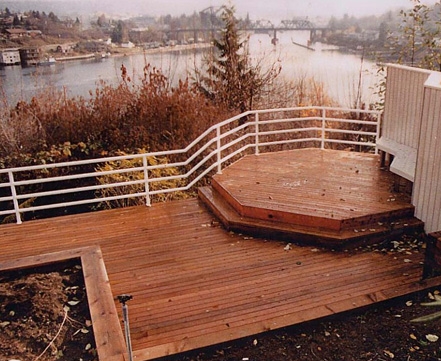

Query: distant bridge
[[168, 7, 329, 44], [253, 18, 317, 30], [169, 22, 329, 44]]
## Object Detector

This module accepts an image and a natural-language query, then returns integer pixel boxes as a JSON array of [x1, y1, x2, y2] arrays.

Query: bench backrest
[[383, 65, 431, 149]]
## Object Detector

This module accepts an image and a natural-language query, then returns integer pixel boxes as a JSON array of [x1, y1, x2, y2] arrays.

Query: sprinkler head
[[117, 294, 133, 304]]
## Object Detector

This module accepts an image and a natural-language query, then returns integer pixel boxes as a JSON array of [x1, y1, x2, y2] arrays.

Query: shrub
[[95, 150, 191, 209]]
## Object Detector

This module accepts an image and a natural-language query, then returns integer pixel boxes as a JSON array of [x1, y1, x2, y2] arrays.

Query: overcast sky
[[10, 0, 440, 20], [81, 0, 439, 20], [190, 0, 437, 18]]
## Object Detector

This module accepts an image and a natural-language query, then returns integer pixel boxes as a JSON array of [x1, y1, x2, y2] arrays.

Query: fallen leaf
[[426, 334, 439, 342], [406, 300, 413, 306], [68, 300, 81, 306], [410, 333, 417, 340], [384, 349, 395, 358], [253, 339, 258, 346]]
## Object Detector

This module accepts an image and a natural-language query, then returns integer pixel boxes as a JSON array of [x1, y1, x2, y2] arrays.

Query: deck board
[[1, 150, 441, 360]]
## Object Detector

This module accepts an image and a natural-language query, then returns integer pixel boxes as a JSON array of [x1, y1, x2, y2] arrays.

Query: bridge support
[[271, 29, 278, 45]]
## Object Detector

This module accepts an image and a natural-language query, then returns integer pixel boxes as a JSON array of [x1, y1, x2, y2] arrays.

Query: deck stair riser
[[199, 186, 423, 249], [211, 177, 416, 232]]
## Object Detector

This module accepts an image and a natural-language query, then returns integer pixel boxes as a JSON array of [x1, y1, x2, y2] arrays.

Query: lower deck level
[[1, 198, 441, 360]]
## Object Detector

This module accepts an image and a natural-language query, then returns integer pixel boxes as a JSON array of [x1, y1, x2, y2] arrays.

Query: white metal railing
[[0, 106, 381, 224]]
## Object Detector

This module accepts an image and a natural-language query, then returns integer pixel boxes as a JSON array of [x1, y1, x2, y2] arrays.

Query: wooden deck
[[1, 150, 441, 361]]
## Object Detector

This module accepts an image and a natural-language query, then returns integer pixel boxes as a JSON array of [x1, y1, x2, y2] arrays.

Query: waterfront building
[[0, 48, 21, 65]]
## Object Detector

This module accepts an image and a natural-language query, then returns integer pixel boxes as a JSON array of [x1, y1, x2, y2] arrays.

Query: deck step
[[211, 176, 416, 232], [198, 186, 424, 250]]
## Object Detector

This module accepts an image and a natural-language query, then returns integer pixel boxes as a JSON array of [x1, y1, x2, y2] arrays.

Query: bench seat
[[377, 137, 417, 182]]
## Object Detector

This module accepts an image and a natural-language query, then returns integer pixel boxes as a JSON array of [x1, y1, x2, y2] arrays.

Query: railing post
[[8, 171, 22, 224], [216, 126, 222, 174], [254, 112, 260, 155], [375, 112, 381, 155], [142, 155, 151, 207], [321, 108, 326, 149]]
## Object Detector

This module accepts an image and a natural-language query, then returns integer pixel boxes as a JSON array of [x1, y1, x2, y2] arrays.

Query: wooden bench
[[377, 137, 417, 182]]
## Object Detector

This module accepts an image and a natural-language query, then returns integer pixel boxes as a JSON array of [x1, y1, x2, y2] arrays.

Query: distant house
[[56, 43, 74, 54], [121, 41, 135, 48], [4, 28, 27, 40], [27, 30, 43, 38], [76, 40, 107, 53], [19, 47, 41, 66], [346, 30, 379, 42], [0, 48, 20, 65]]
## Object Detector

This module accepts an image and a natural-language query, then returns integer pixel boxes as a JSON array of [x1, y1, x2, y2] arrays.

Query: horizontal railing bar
[[0, 196, 13, 202], [13, 179, 147, 200], [324, 118, 379, 125], [17, 192, 149, 213], [324, 139, 377, 147], [258, 138, 321, 147], [325, 129, 377, 136], [253, 106, 381, 117], [257, 127, 320, 137], [12, 166, 146, 187], [257, 116, 318, 125]]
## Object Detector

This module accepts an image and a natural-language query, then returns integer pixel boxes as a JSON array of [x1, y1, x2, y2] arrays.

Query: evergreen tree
[[13, 14, 20, 26], [111, 20, 127, 44], [198, 5, 280, 115]]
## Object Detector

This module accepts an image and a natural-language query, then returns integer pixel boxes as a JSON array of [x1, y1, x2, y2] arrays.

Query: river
[[0, 30, 381, 108]]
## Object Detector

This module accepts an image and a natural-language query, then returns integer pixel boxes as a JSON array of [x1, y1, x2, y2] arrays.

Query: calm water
[[0, 31, 380, 108]]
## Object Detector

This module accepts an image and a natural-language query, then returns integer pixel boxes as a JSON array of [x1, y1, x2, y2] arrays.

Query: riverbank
[[49, 42, 212, 64], [110, 42, 212, 57]]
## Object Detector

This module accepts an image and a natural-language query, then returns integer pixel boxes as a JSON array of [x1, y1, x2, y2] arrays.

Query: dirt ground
[[0, 259, 97, 361], [2, 236, 441, 361]]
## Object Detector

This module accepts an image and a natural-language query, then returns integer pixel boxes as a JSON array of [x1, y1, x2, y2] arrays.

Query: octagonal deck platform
[[199, 149, 422, 248]]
